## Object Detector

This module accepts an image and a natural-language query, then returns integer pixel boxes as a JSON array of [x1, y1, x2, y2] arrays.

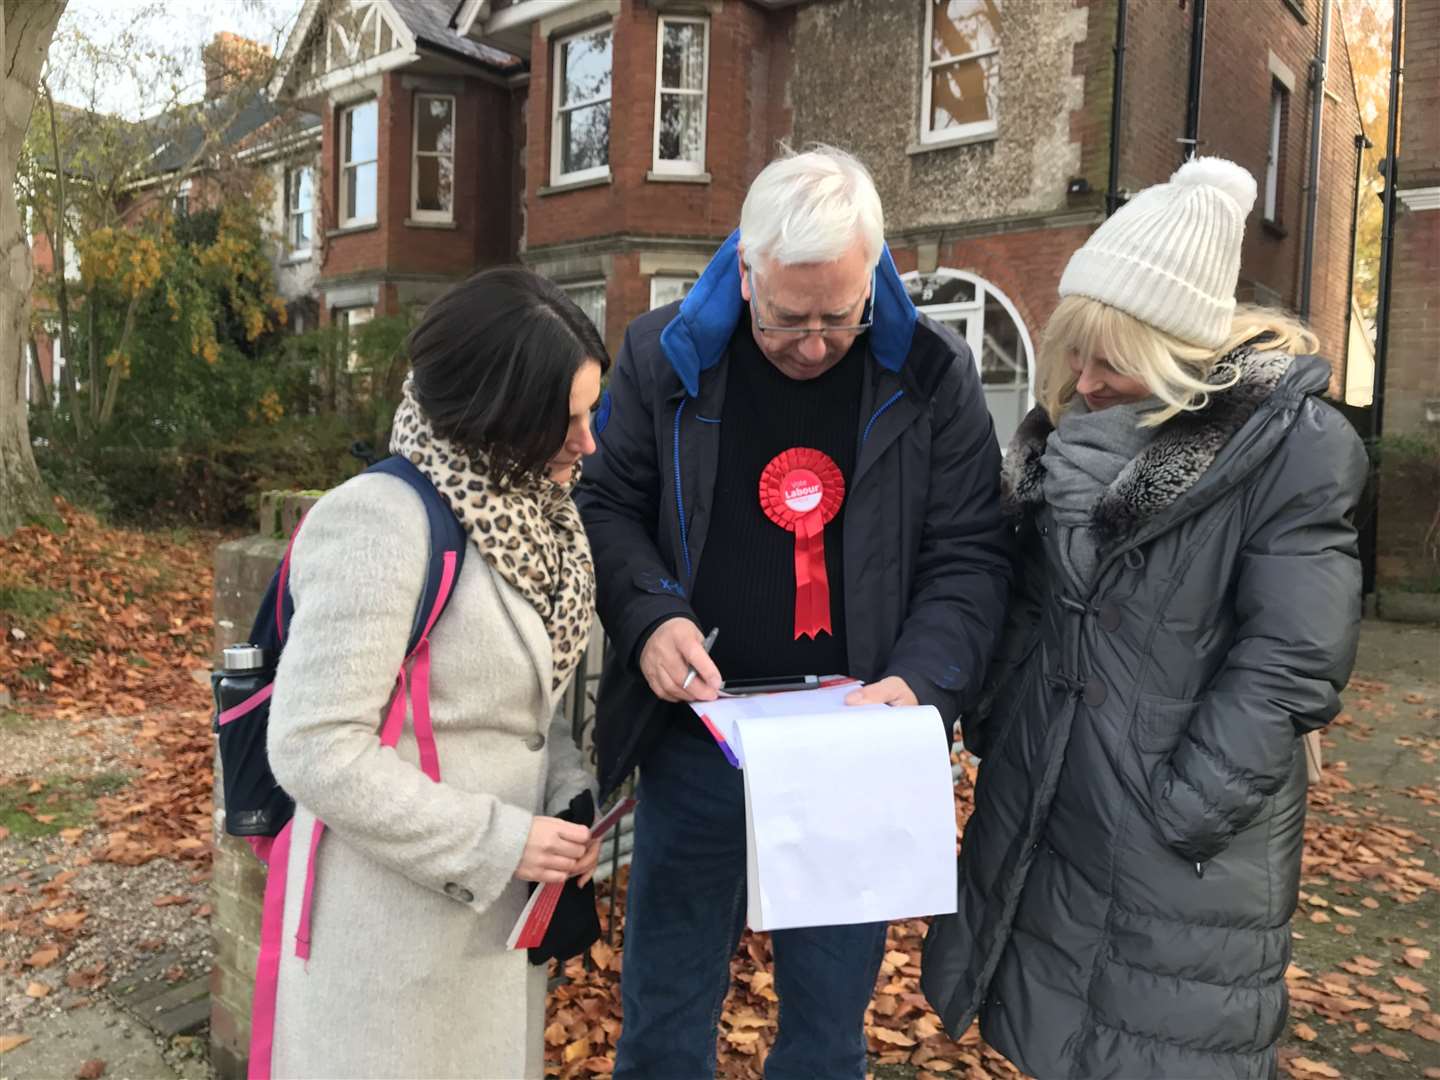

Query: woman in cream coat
[[264, 269, 609, 1078]]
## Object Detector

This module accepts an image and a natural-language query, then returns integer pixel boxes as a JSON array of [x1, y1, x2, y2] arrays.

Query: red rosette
[[759, 448, 846, 639]]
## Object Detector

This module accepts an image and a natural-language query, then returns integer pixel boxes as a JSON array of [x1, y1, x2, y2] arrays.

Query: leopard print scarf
[[389, 379, 594, 696]]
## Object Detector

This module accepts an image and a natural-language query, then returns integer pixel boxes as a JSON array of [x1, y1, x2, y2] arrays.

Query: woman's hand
[[515, 816, 591, 883], [574, 837, 602, 887]]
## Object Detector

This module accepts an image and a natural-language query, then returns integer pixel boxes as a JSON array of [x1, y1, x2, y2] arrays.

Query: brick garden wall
[[207, 495, 318, 1080]]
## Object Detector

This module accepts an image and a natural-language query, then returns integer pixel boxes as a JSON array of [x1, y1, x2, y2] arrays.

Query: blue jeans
[[613, 728, 889, 1080]]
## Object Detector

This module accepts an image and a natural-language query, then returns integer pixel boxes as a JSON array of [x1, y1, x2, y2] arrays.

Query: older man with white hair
[[578, 146, 1010, 1078]]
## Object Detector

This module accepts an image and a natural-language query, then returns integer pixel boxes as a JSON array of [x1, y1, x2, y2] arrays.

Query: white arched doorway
[[902, 269, 1036, 450]]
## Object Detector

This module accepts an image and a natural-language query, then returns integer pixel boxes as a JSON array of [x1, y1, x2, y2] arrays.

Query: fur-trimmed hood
[[1004, 349, 1331, 544]]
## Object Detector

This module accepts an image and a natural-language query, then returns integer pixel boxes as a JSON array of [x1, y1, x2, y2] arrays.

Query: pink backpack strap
[[284, 549, 459, 962], [218, 684, 273, 727], [254, 544, 461, 1077], [247, 819, 294, 1080], [274, 522, 303, 642], [292, 818, 326, 961]]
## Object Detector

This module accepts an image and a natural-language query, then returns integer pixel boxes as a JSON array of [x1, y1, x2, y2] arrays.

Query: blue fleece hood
[[658, 229, 919, 397]]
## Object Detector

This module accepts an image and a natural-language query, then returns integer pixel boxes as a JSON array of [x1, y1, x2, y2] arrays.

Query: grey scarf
[[1041, 398, 1160, 588]]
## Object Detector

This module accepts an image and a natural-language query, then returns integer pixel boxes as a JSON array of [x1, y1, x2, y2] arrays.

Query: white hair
[[739, 144, 885, 270]]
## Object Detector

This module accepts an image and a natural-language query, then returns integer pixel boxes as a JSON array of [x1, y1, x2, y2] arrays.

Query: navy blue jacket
[[576, 231, 1011, 797]]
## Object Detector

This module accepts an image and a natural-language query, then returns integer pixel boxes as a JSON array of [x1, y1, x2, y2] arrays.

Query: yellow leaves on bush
[[79, 227, 165, 298], [245, 388, 285, 425], [258, 389, 284, 424], [188, 308, 221, 366], [198, 206, 284, 343]]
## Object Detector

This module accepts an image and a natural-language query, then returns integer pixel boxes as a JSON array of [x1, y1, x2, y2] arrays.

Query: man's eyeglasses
[[746, 265, 875, 338]]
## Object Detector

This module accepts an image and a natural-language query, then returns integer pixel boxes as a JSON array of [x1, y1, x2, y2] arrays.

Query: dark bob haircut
[[406, 268, 611, 483]]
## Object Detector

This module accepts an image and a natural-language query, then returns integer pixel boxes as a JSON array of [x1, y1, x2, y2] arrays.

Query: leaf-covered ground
[[1, 503, 1435, 1078]]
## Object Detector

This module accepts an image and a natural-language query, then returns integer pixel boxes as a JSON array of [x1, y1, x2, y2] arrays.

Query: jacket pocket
[[1133, 696, 1200, 754]]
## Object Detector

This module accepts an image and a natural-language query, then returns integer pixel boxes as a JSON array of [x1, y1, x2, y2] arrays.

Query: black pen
[[681, 627, 720, 691]]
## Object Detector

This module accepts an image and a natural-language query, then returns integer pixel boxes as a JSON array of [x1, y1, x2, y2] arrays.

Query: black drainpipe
[[1299, 0, 1333, 320], [1106, 0, 1129, 216], [1342, 131, 1371, 406], [1180, 0, 1206, 164], [1372, 0, 1405, 442]]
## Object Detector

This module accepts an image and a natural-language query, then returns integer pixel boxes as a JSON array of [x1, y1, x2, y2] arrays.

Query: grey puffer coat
[[921, 351, 1367, 1079]]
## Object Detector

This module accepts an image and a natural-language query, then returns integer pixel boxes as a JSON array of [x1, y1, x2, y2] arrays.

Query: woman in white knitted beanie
[[923, 157, 1369, 1080]]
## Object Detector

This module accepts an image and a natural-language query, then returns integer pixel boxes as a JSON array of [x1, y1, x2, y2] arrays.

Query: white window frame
[[551, 24, 614, 185], [340, 99, 379, 227], [174, 178, 192, 216], [338, 304, 375, 373], [919, 0, 1001, 147], [563, 280, 607, 337], [51, 334, 64, 408], [411, 92, 456, 222], [285, 165, 314, 258], [901, 268, 1034, 447], [649, 274, 695, 310], [1264, 81, 1286, 223], [651, 16, 709, 176]]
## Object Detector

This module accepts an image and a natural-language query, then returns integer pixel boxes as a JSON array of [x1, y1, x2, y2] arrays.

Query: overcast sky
[[49, 0, 306, 119]]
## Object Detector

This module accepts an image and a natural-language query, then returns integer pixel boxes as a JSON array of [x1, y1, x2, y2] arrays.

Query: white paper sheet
[[732, 705, 958, 931], [690, 680, 885, 767]]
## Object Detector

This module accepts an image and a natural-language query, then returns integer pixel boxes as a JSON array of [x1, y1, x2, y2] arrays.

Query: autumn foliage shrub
[[31, 194, 417, 526]]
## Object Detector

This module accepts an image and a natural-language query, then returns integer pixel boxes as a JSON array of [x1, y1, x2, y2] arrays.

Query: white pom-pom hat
[[1059, 156, 1258, 350]]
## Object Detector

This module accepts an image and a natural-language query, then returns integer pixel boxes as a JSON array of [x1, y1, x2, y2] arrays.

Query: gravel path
[[0, 709, 214, 1077]]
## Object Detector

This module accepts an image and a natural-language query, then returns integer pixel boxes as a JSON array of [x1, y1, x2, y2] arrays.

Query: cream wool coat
[[265, 471, 594, 1079]]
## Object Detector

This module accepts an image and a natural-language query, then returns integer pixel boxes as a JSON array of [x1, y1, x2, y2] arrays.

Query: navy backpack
[[212, 455, 467, 851]]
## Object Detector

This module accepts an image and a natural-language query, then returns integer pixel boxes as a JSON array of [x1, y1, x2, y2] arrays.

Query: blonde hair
[[1036, 298, 1319, 426]]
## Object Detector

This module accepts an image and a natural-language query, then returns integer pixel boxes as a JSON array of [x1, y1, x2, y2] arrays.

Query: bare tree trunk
[[86, 290, 98, 421], [1, 0, 68, 535], [27, 333, 48, 409], [96, 290, 138, 427]]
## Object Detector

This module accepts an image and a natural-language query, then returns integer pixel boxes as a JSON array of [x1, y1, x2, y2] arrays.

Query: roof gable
[[270, 0, 519, 98]]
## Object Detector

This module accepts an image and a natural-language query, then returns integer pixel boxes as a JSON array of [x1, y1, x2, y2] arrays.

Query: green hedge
[[39, 418, 371, 527]]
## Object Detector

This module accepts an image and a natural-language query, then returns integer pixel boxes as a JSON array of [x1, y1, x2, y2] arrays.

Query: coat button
[[443, 882, 474, 903], [1098, 603, 1121, 632], [1082, 679, 1107, 707], [525, 733, 546, 751]]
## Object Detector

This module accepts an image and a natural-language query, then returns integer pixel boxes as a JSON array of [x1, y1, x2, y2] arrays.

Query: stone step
[[112, 960, 211, 1040]]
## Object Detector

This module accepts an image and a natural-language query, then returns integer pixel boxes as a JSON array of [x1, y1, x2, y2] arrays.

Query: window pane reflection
[[563, 103, 611, 174], [417, 96, 453, 154], [931, 53, 999, 131], [658, 94, 704, 163], [661, 22, 705, 90], [563, 31, 612, 108], [931, 0, 1002, 62]]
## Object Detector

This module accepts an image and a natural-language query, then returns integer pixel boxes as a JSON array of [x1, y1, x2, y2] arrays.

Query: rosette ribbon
[[759, 448, 845, 639]]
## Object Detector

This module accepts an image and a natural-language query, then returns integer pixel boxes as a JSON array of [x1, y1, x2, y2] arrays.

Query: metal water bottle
[[212, 643, 291, 836], [212, 644, 266, 732]]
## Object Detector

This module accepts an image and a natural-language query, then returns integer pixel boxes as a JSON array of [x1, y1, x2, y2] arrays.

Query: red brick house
[[1374, 0, 1440, 613], [263, 0, 1365, 448]]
